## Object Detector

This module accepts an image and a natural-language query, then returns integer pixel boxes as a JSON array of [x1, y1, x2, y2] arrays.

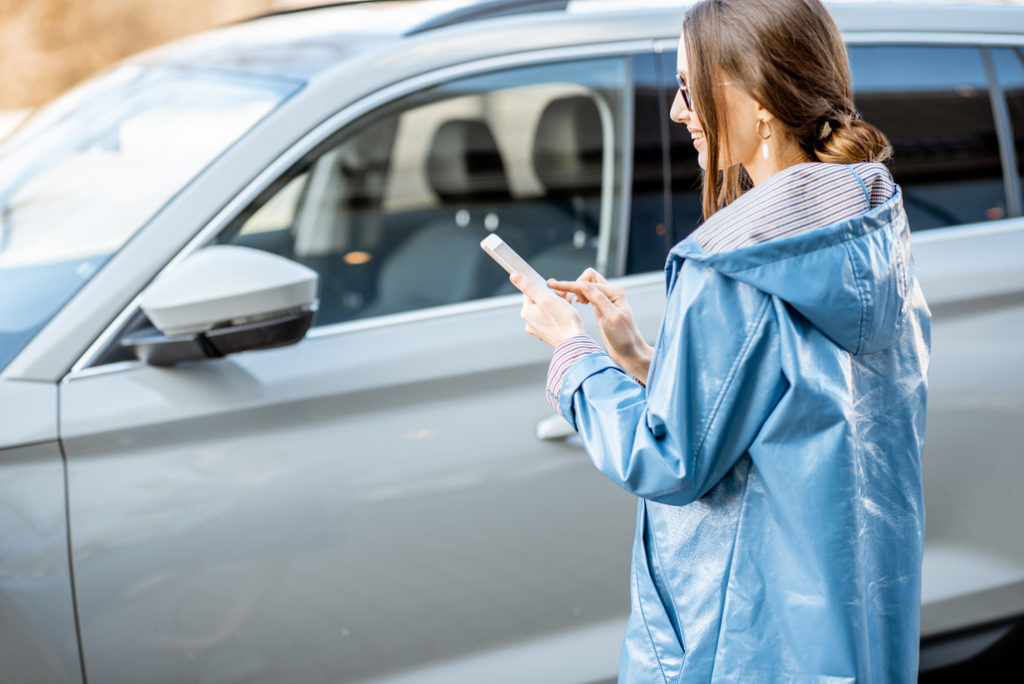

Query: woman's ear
[[754, 101, 775, 124]]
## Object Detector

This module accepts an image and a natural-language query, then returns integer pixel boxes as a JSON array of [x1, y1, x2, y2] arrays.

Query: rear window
[[848, 45, 1006, 230]]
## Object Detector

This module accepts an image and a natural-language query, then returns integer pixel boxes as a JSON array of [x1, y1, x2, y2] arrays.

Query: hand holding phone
[[483, 233, 586, 346]]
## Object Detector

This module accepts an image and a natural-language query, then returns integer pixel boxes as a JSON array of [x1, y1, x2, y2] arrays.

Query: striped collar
[[690, 162, 895, 254]]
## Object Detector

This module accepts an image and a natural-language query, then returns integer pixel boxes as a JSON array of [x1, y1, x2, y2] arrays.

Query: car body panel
[[0, 379, 57, 448], [0, 381, 81, 683]]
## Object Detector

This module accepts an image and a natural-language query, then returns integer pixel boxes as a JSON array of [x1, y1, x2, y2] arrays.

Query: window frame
[[987, 46, 1024, 217], [71, 40, 655, 375]]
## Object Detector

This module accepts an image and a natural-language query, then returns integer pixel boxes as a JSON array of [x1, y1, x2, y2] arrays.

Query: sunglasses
[[675, 72, 693, 110], [675, 73, 735, 111]]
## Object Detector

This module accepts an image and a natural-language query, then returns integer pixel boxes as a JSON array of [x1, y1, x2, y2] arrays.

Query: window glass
[[849, 46, 1005, 229], [0, 65, 297, 372], [992, 47, 1024, 211], [627, 53, 670, 275], [221, 58, 626, 327], [660, 53, 704, 246]]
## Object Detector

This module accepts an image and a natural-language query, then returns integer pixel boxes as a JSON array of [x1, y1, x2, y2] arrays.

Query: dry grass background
[[0, 0, 325, 109]]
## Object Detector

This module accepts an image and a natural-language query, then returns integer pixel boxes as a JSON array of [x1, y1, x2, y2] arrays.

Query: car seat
[[365, 118, 527, 316], [528, 94, 603, 280], [491, 95, 604, 296]]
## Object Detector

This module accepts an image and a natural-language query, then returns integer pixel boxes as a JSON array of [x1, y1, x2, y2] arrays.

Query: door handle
[[536, 413, 577, 442]]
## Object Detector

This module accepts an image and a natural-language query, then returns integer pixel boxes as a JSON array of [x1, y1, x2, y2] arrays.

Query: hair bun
[[813, 114, 892, 164]]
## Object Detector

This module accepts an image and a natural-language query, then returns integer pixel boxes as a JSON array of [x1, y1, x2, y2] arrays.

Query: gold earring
[[756, 119, 772, 160]]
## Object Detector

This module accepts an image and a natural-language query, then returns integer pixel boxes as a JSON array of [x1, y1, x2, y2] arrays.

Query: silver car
[[1, 1, 1022, 681]]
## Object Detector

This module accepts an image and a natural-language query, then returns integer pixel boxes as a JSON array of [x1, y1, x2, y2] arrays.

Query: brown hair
[[683, 0, 892, 218]]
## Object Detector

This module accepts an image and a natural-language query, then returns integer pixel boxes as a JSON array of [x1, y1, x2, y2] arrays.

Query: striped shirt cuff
[[546, 335, 604, 410]]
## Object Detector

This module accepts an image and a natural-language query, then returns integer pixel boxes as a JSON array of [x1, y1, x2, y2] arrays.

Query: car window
[[627, 53, 672, 275], [992, 46, 1024, 212], [0, 65, 298, 373], [221, 58, 627, 328], [848, 45, 1006, 230]]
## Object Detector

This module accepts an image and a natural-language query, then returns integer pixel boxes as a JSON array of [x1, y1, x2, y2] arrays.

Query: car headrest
[[532, 95, 604, 198], [427, 119, 511, 204]]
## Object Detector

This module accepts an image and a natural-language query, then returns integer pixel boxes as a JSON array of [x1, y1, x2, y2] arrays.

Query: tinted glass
[[660, 53, 704, 246], [992, 47, 1024, 211], [221, 58, 626, 327], [849, 46, 1005, 229], [627, 53, 670, 275]]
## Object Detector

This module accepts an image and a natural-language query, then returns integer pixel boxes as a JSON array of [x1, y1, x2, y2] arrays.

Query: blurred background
[[0, 0, 319, 134]]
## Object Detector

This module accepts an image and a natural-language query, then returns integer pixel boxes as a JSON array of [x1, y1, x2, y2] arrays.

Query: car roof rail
[[404, 0, 569, 36]]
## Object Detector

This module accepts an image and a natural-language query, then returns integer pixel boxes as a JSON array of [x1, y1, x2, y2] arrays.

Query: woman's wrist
[[619, 341, 653, 381], [555, 323, 587, 347]]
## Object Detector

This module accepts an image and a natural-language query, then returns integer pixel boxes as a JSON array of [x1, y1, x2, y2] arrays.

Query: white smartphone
[[480, 234, 549, 291]]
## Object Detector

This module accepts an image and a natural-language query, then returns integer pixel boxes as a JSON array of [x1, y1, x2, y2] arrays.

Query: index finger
[[546, 279, 592, 304], [547, 279, 587, 294], [550, 279, 619, 299], [577, 268, 609, 285]]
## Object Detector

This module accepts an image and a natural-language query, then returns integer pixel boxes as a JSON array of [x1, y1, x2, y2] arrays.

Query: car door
[[58, 54, 644, 684]]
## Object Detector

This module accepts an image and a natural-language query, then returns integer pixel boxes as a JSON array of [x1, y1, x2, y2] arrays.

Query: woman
[[510, 0, 930, 681]]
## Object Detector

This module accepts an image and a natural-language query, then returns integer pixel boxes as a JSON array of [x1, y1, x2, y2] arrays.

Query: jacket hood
[[670, 172, 912, 355]]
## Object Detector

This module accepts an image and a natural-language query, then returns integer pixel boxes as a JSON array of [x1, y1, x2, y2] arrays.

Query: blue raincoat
[[552, 163, 929, 682]]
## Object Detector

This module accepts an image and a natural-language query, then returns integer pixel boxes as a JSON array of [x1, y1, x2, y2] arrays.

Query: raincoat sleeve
[[555, 266, 787, 505]]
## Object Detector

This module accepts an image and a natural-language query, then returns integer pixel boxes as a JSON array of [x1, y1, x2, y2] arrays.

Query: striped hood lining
[[691, 162, 894, 254]]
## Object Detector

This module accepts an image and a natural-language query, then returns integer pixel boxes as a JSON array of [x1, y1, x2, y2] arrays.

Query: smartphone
[[480, 234, 549, 291]]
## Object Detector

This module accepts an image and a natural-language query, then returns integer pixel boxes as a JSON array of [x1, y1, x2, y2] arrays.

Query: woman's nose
[[669, 90, 690, 124]]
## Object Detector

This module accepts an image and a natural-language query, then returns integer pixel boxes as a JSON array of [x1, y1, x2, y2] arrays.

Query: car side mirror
[[122, 245, 318, 366]]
